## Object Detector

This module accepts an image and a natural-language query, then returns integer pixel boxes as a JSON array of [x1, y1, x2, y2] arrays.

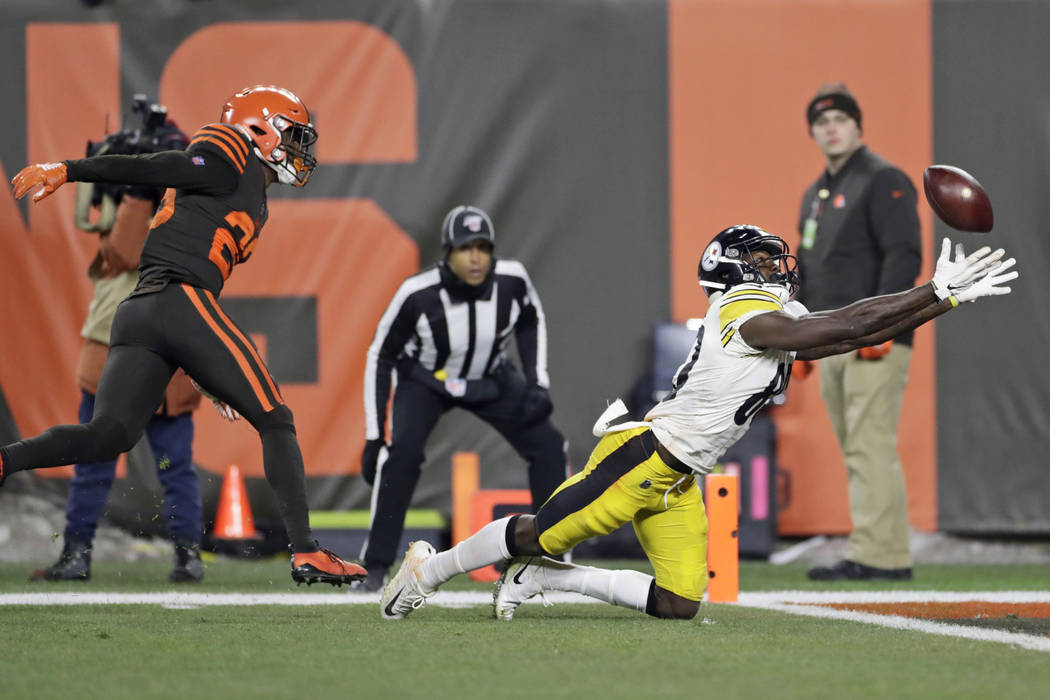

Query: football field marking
[[2, 589, 1047, 652], [0, 590, 600, 608], [736, 591, 1050, 653]]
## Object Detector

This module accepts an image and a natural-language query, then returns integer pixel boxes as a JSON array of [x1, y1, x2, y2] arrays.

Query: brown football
[[922, 165, 994, 232]]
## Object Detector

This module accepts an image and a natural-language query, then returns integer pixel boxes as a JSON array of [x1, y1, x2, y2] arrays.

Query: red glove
[[792, 359, 814, 379], [11, 162, 68, 202], [857, 340, 893, 360]]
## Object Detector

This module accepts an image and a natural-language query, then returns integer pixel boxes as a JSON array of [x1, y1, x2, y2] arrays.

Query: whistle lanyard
[[801, 186, 830, 250]]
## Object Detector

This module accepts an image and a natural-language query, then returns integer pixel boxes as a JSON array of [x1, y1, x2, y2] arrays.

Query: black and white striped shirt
[[364, 259, 550, 441]]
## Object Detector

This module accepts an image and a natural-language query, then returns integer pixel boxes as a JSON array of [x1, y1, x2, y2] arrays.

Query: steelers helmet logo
[[701, 241, 722, 271]]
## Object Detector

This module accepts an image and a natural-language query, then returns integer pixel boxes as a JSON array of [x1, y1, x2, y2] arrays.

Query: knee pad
[[253, 405, 296, 435]]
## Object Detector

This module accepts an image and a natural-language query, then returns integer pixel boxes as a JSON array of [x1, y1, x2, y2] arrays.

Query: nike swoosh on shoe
[[384, 587, 404, 617], [512, 560, 531, 585]]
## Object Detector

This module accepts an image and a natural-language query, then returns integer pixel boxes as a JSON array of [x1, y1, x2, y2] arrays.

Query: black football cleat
[[806, 559, 913, 582], [29, 537, 93, 582], [291, 548, 367, 587], [169, 541, 205, 583], [349, 562, 390, 593]]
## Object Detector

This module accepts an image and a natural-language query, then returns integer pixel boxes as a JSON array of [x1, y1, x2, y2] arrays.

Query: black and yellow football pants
[[535, 426, 708, 601]]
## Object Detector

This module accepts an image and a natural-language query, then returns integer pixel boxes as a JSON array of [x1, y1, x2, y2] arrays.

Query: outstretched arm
[[741, 283, 941, 353], [742, 241, 1015, 357], [12, 148, 239, 203], [65, 151, 239, 194], [794, 297, 954, 360]]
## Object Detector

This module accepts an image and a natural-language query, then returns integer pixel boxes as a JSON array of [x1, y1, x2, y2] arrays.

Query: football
[[922, 164, 994, 232]]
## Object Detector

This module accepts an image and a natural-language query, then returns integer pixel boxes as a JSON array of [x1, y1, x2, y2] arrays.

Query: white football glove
[[953, 257, 1018, 303], [930, 237, 1005, 301], [190, 378, 241, 422]]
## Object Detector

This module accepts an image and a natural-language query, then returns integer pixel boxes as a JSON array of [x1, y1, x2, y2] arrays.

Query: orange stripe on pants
[[180, 284, 274, 412], [200, 289, 284, 404]]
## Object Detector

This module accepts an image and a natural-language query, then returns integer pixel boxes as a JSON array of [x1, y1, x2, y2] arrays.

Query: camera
[[75, 95, 189, 232], [86, 94, 188, 160]]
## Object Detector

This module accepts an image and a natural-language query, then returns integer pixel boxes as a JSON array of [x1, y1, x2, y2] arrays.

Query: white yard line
[[737, 591, 1050, 604], [0, 590, 600, 608], [3, 589, 1048, 652], [736, 591, 1050, 653]]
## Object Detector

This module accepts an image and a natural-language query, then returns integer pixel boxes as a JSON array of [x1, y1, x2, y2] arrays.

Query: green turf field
[[1, 558, 1047, 700]]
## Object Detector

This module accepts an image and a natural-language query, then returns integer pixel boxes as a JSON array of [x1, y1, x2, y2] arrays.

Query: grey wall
[[933, 0, 1050, 532]]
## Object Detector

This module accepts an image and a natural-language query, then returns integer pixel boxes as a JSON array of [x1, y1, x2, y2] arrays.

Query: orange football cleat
[[291, 547, 367, 587]]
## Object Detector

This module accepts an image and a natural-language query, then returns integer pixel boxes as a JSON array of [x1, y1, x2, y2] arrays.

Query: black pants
[[363, 368, 568, 567], [1, 283, 316, 552]]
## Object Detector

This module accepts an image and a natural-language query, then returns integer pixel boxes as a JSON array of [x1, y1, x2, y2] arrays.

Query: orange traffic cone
[[212, 464, 259, 539]]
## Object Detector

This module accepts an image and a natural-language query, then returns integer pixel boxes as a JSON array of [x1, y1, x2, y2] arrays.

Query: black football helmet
[[697, 225, 800, 297]]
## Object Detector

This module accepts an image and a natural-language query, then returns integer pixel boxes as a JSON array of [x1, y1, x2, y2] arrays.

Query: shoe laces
[[317, 547, 341, 562], [317, 547, 354, 570]]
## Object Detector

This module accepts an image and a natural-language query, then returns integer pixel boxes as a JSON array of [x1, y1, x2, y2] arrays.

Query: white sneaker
[[493, 557, 550, 621], [380, 541, 436, 620]]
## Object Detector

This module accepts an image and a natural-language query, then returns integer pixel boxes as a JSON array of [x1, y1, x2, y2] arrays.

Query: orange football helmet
[[220, 85, 317, 187]]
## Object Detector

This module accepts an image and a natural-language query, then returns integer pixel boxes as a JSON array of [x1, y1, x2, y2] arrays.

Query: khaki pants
[[819, 343, 912, 569]]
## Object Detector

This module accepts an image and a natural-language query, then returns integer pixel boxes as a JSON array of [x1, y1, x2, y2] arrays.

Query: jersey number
[[734, 360, 790, 426], [663, 327, 705, 403], [209, 211, 257, 280]]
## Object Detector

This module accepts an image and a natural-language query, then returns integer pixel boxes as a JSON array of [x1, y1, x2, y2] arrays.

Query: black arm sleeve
[[514, 302, 540, 385], [64, 149, 240, 196], [364, 292, 419, 441], [869, 168, 922, 295]]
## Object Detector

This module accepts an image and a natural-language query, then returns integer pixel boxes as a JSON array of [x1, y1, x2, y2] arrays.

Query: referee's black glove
[[521, 385, 554, 425], [361, 439, 387, 486]]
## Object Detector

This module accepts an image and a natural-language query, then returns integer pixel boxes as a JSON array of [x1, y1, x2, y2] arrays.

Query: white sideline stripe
[[0, 591, 600, 608], [4, 590, 1046, 608], [4, 590, 1048, 652], [768, 535, 827, 565], [736, 591, 1050, 653], [736, 591, 1050, 604]]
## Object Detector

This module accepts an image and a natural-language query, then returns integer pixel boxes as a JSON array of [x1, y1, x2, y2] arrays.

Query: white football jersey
[[646, 284, 805, 473]]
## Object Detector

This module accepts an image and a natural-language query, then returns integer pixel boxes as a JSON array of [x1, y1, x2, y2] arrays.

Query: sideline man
[[797, 83, 922, 581]]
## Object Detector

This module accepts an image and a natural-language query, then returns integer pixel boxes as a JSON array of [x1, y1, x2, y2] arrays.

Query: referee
[[358, 205, 568, 590]]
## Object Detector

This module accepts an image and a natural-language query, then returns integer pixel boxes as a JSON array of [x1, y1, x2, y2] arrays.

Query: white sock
[[419, 516, 513, 590], [537, 560, 653, 613]]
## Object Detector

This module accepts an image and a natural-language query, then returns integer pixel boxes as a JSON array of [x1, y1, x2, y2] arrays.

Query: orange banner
[[2, 22, 419, 479], [668, 0, 935, 532]]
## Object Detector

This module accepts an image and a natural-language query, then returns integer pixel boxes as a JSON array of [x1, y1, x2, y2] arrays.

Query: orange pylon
[[212, 464, 259, 539], [705, 473, 739, 603]]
